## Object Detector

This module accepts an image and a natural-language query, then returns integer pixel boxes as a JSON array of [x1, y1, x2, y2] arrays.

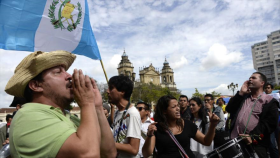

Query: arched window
[[170, 76, 172, 82], [163, 76, 166, 83]]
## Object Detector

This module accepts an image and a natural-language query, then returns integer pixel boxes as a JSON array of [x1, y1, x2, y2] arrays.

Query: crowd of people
[[1, 50, 280, 158]]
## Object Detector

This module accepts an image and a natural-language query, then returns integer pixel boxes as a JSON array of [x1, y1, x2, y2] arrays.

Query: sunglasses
[[204, 99, 212, 102], [136, 107, 145, 111]]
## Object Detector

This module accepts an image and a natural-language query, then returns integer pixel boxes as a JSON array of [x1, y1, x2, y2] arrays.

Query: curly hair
[[189, 97, 208, 134], [154, 95, 183, 132]]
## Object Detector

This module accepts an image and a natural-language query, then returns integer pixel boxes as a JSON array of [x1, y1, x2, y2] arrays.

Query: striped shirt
[[231, 94, 273, 139]]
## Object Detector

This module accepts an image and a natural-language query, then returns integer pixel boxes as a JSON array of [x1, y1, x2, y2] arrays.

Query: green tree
[[274, 84, 280, 90], [131, 82, 181, 104], [210, 91, 221, 98], [192, 88, 204, 99], [192, 88, 221, 100]]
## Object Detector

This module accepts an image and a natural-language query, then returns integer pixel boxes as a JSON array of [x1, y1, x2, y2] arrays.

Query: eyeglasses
[[204, 99, 212, 102], [179, 100, 187, 102], [136, 107, 145, 111]]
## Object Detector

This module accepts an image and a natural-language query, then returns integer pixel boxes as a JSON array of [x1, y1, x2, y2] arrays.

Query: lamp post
[[228, 82, 238, 96]]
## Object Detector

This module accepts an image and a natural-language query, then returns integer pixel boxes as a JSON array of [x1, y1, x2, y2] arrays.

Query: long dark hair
[[189, 97, 208, 134], [154, 95, 183, 132]]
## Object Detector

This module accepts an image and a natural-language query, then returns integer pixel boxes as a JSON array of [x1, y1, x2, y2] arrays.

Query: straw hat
[[5, 50, 76, 97]]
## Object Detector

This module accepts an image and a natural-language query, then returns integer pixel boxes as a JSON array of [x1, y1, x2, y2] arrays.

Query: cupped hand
[[72, 69, 95, 108], [239, 80, 251, 96], [89, 77, 103, 108]]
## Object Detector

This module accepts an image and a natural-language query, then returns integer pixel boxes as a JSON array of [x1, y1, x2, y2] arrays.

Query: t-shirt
[[190, 118, 213, 157], [137, 117, 154, 157], [113, 106, 141, 158], [155, 119, 198, 158], [10, 103, 80, 158]]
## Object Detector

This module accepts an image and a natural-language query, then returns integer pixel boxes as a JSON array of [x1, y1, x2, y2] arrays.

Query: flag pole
[[100, 60, 109, 84]]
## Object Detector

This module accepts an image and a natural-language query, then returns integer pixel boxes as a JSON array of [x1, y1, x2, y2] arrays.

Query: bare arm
[[142, 122, 157, 157], [194, 112, 219, 146], [56, 69, 101, 158], [95, 105, 117, 157], [89, 78, 117, 158], [194, 124, 216, 146], [110, 104, 115, 126], [116, 137, 140, 155]]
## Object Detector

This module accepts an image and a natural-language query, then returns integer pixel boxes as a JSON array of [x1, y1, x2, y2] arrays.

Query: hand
[[239, 134, 252, 145], [89, 77, 102, 108], [239, 80, 251, 96], [204, 102, 211, 110], [147, 122, 157, 137], [208, 112, 220, 127], [72, 69, 95, 108], [2, 138, 9, 145]]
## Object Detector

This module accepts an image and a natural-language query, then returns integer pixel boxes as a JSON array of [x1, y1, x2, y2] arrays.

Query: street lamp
[[228, 82, 238, 95]]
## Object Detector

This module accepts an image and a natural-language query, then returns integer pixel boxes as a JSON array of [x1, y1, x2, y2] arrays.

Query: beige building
[[139, 63, 161, 84], [118, 51, 177, 92], [252, 30, 280, 85]]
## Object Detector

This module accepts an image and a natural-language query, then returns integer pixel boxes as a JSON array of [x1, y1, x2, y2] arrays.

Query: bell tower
[[117, 50, 136, 81], [160, 58, 177, 91]]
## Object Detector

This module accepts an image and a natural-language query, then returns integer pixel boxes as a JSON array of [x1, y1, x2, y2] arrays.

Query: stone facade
[[117, 50, 136, 81], [117, 51, 177, 92], [139, 64, 161, 85]]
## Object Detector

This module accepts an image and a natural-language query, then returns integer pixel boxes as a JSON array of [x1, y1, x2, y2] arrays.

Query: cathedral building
[[117, 50, 177, 92]]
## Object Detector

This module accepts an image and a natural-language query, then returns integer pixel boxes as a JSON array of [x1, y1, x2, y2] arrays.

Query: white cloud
[[202, 84, 234, 96], [200, 43, 244, 71], [0, 0, 279, 107], [169, 55, 188, 70]]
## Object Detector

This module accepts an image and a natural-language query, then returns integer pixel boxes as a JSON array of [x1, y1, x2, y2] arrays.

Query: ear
[[120, 91, 125, 97], [28, 80, 44, 92]]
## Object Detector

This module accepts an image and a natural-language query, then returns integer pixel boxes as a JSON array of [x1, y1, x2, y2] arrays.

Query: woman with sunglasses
[[142, 95, 220, 158], [189, 97, 213, 158]]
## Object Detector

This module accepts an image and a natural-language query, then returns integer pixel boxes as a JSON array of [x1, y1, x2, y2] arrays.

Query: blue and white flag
[[0, 0, 101, 60]]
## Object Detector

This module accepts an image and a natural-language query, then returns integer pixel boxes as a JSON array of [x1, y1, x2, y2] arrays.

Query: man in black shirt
[[179, 95, 191, 120]]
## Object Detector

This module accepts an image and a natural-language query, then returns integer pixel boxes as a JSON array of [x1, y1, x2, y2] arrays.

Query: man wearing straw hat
[[226, 72, 279, 157], [5, 50, 117, 158]]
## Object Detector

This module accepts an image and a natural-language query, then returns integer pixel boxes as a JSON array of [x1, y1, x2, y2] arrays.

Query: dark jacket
[[226, 91, 279, 148]]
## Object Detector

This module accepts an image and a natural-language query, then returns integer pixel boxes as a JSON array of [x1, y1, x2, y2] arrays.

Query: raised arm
[[90, 78, 117, 158], [142, 122, 157, 157], [194, 112, 219, 146], [57, 69, 101, 158], [226, 81, 249, 113]]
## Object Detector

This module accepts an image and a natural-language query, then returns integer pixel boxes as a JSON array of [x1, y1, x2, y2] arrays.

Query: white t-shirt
[[137, 117, 154, 158], [190, 118, 213, 158], [113, 106, 141, 158]]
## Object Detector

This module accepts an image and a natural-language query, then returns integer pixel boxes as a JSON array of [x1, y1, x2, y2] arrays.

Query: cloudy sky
[[0, 0, 280, 108]]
